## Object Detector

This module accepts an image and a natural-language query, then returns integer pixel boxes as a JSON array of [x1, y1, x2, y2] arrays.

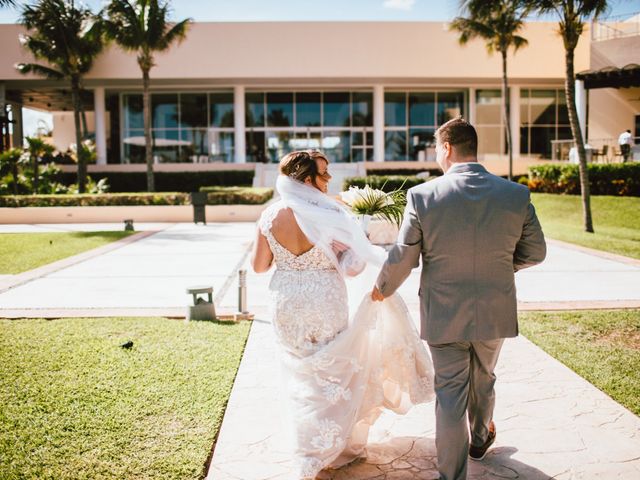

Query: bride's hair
[[279, 150, 329, 184]]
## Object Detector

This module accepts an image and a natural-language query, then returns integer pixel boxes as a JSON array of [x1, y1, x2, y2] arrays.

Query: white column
[[234, 85, 246, 163], [373, 85, 384, 162], [509, 85, 520, 160], [575, 79, 587, 142], [468, 87, 476, 125], [93, 86, 107, 165]]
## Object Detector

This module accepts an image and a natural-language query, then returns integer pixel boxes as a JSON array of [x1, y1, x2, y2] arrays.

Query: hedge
[[365, 168, 441, 177], [528, 162, 640, 196], [0, 188, 273, 207], [344, 175, 427, 192], [57, 170, 254, 192]]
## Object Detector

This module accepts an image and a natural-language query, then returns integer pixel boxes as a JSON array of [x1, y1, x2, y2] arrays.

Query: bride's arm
[[251, 227, 274, 273], [332, 240, 366, 277]]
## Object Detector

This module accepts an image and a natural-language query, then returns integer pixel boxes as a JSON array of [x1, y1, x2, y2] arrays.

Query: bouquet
[[339, 184, 406, 227]]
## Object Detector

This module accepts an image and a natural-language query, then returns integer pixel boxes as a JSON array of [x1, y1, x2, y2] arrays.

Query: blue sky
[[1, 0, 638, 23]]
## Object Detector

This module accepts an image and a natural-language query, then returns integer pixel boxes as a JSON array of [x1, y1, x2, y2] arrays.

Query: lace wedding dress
[[259, 202, 434, 479]]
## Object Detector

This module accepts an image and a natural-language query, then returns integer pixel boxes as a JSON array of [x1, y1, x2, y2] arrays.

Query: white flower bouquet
[[339, 184, 406, 227]]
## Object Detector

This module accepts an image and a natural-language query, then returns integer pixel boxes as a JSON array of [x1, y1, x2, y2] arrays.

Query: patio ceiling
[[5, 87, 93, 112], [576, 63, 640, 89]]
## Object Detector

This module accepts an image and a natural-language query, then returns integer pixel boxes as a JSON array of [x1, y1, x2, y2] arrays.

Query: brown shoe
[[469, 421, 496, 461]]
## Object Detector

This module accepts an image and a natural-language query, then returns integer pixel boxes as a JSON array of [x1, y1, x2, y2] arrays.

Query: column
[[234, 85, 246, 163], [468, 87, 476, 125], [575, 79, 587, 142], [12, 104, 23, 148], [509, 85, 520, 161], [373, 85, 384, 162], [93, 86, 107, 165]]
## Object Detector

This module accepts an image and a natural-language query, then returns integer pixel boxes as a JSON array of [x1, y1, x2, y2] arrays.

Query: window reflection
[[409, 92, 435, 126], [296, 92, 321, 127], [385, 131, 407, 161], [437, 92, 463, 125], [152, 94, 178, 129], [323, 92, 350, 127], [246, 92, 265, 127], [385, 92, 406, 127], [210, 92, 234, 128], [520, 88, 571, 159], [267, 93, 293, 127]]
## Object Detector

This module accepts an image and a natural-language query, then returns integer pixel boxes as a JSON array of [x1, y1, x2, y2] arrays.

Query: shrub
[[58, 169, 255, 192], [0, 188, 273, 207], [343, 175, 427, 192], [528, 163, 640, 196], [365, 168, 441, 177]]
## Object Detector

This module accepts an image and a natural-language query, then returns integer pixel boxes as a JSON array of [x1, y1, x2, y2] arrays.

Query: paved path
[[1, 223, 639, 479]]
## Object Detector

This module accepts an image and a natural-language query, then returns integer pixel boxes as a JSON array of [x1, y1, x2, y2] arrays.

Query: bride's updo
[[279, 150, 329, 184]]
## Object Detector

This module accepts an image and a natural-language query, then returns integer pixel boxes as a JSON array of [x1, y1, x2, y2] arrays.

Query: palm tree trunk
[[71, 78, 86, 193], [501, 49, 513, 181], [143, 68, 154, 192], [565, 47, 593, 233], [33, 154, 38, 194]]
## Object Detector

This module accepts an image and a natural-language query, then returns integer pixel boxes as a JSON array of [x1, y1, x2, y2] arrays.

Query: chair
[[591, 144, 609, 163]]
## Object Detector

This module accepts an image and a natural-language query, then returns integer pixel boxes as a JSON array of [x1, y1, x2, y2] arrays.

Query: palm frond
[[15, 62, 64, 80]]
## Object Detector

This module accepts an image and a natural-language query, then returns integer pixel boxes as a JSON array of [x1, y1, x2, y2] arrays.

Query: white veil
[[276, 175, 387, 277]]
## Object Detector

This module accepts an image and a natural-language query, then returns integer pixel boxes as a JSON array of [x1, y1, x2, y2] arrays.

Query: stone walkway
[[1, 223, 639, 479]]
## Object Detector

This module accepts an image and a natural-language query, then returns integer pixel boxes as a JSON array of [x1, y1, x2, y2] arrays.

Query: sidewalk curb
[[546, 238, 640, 267]]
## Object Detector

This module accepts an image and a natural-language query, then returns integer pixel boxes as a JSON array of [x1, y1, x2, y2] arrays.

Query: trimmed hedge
[[365, 168, 441, 177], [344, 175, 427, 192], [58, 170, 254, 192], [0, 188, 273, 207], [528, 162, 640, 196]]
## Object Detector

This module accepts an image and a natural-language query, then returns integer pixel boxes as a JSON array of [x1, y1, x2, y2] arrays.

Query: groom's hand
[[371, 285, 385, 302]]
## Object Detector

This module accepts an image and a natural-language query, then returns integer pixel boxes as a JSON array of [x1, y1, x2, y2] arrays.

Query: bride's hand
[[371, 285, 385, 302], [331, 240, 350, 255]]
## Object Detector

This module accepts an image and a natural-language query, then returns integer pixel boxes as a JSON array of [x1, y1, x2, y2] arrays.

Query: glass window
[[246, 130, 267, 163], [267, 93, 293, 127], [295, 92, 321, 127], [246, 92, 265, 127], [477, 126, 503, 155], [520, 126, 529, 155], [409, 92, 435, 126], [124, 94, 143, 130], [123, 128, 145, 163], [409, 128, 435, 161], [152, 94, 178, 129], [437, 92, 464, 125], [180, 129, 208, 162], [385, 130, 407, 160], [385, 92, 406, 127], [322, 131, 350, 163], [557, 90, 569, 125], [180, 93, 207, 129], [323, 92, 350, 127], [520, 89, 530, 125], [266, 130, 293, 161], [529, 126, 556, 158], [530, 90, 556, 125], [476, 90, 502, 125], [152, 129, 181, 162], [210, 92, 234, 128], [209, 131, 234, 162], [352, 92, 373, 126]]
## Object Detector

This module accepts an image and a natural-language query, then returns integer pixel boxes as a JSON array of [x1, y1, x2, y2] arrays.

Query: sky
[[6, 0, 639, 138], [0, 0, 638, 24]]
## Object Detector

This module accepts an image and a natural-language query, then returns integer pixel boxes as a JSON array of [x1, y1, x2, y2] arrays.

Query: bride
[[251, 150, 434, 479]]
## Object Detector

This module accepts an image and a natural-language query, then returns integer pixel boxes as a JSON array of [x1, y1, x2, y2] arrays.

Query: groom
[[372, 117, 546, 480]]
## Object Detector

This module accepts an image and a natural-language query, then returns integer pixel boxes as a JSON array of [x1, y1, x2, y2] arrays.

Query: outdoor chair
[[591, 144, 609, 163]]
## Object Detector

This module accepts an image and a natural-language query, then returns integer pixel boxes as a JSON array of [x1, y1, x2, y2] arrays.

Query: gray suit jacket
[[376, 162, 546, 344]]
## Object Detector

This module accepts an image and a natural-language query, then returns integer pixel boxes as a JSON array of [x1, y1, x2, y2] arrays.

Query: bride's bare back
[[270, 207, 314, 256]]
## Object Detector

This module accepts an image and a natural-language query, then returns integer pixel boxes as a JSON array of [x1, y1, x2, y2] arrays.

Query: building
[[0, 18, 638, 177]]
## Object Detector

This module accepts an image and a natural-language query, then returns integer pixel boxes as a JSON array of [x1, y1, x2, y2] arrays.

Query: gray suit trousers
[[428, 339, 504, 480]]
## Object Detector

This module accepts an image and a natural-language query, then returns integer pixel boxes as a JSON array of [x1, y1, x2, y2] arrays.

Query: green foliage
[[532, 193, 640, 259], [0, 231, 133, 274], [0, 316, 251, 479], [342, 185, 407, 227], [520, 309, 640, 415], [199, 186, 274, 205], [58, 169, 255, 192], [344, 175, 426, 192], [528, 163, 640, 196], [365, 168, 440, 177], [0, 188, 273, 207]]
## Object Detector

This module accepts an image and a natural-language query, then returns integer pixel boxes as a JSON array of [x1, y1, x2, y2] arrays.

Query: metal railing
[[591, 12, 640, 41]]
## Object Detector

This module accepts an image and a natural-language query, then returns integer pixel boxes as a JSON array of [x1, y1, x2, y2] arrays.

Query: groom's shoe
[[469, 421, 496, 461]]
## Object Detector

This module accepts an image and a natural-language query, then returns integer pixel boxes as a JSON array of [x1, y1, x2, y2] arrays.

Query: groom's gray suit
[[376, 162, 546, 480]]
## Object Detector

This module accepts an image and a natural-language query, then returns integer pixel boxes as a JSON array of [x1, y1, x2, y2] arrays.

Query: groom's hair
[[435, 117, 478, 158], [280, 150, 328, 183]]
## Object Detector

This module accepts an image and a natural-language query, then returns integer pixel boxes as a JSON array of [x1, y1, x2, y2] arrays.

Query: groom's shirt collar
[[445, 162, 488, 175]]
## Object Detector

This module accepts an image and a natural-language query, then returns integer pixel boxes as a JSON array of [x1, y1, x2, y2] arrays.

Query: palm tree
[[17, 0, 105, 193], [0, 148, 24, 195], [0, 0, 17, 7], [26, 136, 54, 193], [104, 0, 191, 192], [451, 0, 531, 181], [529, 0, 608, 233]]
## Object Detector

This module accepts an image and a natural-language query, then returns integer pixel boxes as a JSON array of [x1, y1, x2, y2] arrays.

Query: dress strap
[[258, 201, 284, 237]]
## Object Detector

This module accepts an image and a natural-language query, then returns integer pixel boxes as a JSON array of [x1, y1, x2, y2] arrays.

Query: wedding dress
[[259, 201, 435, 479]]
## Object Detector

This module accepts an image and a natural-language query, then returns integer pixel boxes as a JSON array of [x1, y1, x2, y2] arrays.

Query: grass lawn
[[520, 310, 640, 415], [0, 317, 251, 480], [0, 231, 134, 274], [531, 193, 640, 259]]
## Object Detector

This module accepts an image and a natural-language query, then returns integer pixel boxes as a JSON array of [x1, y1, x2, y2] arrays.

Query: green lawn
[[531, 193, 640, 259], [0, 231, 134, 274], [0, 317, 251, 480], [520, 310, 640, 415]]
